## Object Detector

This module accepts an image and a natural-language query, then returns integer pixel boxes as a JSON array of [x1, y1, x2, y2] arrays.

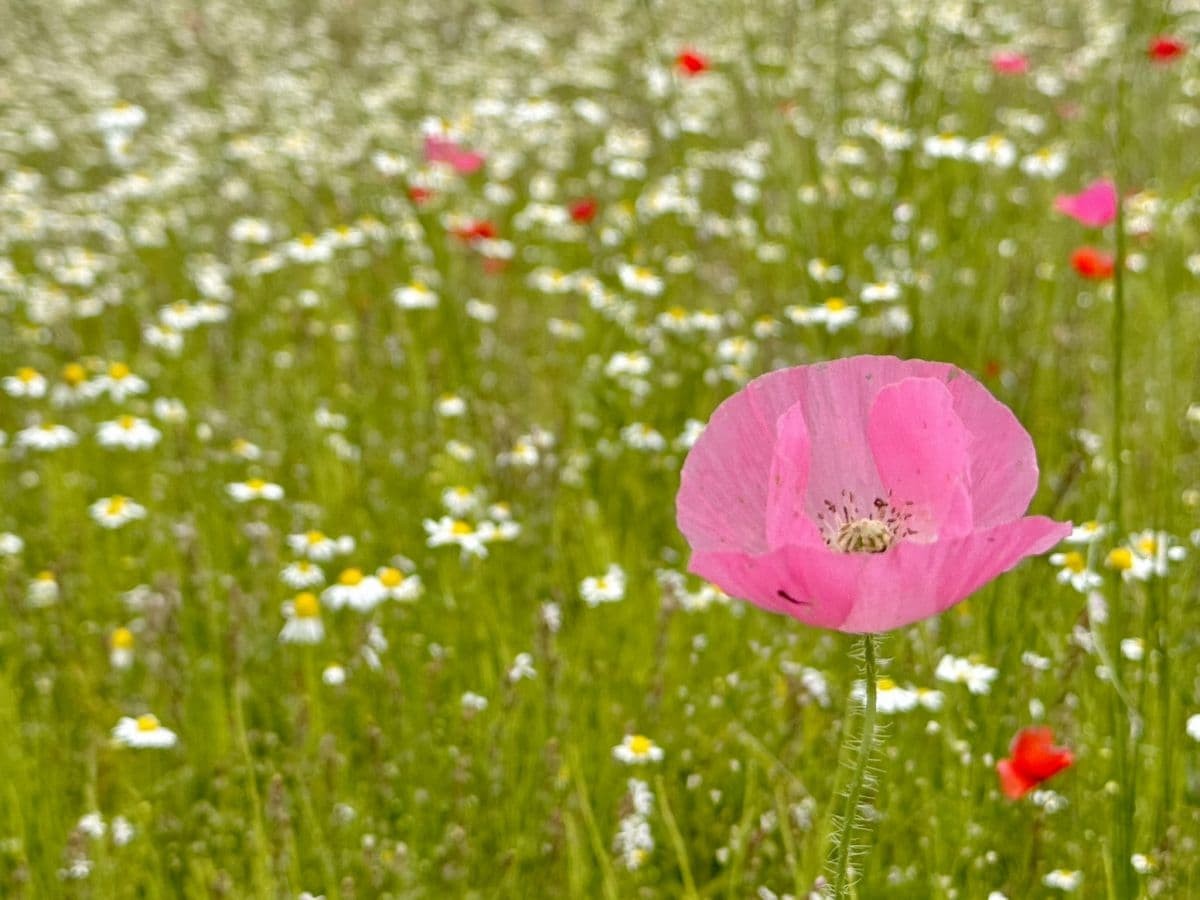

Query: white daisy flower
[[393, 281, 439, 309], [90, 495, 147, 529], [377, 566, 423, 602], [2, 367, 47, 398], [1042, 869, 1082, 891], [226, 479, 284, 502], [279, 592, 325, 644], [321, 568, 387, 612], [581, 564, 626, 607], [613, 734, 664, 764], [1049, 551, 1103, 593], [112, 714, 178, 749], [617, 264, 664, 297], [935, 654, 998, 695], [95, 362, 148, 402], [15, 422, 78, 451], [424, 516, 490, 558], [96, 415, 161, 450], [281, 560, 325, 589]]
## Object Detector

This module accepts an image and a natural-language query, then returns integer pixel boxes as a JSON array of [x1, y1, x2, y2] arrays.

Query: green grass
[[0, 0, 1198, 896]]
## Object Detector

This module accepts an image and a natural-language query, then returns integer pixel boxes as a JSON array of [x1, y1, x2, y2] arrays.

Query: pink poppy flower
[[676, 356, 1070, 633], [1054, 180, 1117, 228], [991, 51, 1030, 75], [423, 135, 485, 175]]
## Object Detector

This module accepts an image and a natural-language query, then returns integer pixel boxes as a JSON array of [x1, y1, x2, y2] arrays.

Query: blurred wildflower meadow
[[1, 0, 1199, 896]]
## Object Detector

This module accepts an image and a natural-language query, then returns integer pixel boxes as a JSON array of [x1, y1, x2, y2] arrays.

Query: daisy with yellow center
[[27, 571, 60, 608], [1049, 549, 1101, 593], [110, 627, 135, 670], [613, 734, 664, 764], [280, 592, 325, 644], [424, 516, 490, 558], [90, 495, 147, 529], [581, 564, 626, 607], [112, 713, 178, 748], [3, 367, 47, 398], [226, 478, 284, 502], [378, 566, 423, 602], [96, 414, 161, 450], [321, 567, 386, 612]]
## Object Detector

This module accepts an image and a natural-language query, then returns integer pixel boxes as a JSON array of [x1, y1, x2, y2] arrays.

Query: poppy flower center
[[818, 491, 914, 554]]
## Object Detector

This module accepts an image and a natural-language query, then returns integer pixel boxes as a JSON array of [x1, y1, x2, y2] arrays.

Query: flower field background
[[1, 0, 1198, 896]]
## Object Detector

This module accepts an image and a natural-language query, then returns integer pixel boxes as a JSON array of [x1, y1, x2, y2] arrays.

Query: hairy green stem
[[833, 634, 878, 896]]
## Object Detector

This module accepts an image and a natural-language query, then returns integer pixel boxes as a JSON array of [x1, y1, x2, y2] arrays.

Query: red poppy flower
[[996, 726, 1074, 798], [569, 197, 598, 224], [408, 185, 434, 205], [452, 219, 497, 242], [1148, 35, 1187, 63], [676, 49, 709, 76], [1070, 246, 1114, 279]]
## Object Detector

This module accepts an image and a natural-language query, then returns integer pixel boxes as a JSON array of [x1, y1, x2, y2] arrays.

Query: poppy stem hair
[[830, 633, 881, 895]]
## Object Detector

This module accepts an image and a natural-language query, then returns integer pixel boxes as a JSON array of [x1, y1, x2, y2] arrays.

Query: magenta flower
[[991, 51, 1030, 75], [676, 356, 1070, 633], [1054, 179, 1117, 228], [423, 135, 485, 175]]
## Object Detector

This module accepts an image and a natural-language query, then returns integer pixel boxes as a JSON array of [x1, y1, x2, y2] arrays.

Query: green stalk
[[832, 634, 879, 896], [1106, 29, 1133, 900]]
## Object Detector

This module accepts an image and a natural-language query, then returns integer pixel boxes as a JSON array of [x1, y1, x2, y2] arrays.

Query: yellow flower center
[[450, 521, 474, 536], [876, 677, 896, 691], [338, 568, 363, 586], [1137, 537, 1157, 556], [379, 567, 404, 588], [108, 362, 131, 380], [118, 415, 137, 430], [17, 367, 38, 382], [112, 627, 135, 650], [1106, 548, 1134, 571], [1061, 551, 1086, 573], [306, 530, 326, 545], [628, 735, 653, 756], [824, 298, 847, 312], [106, 496, 128, 516], [136, 714, 159, 732], [299, 232, 317, 246], [667, 306, 687, 319], [36, 570, 55, 582], [834, 518, 894, 553], [63, 363, 86, 385], [294, 592, 320, 618], [245, 478, 266, 491]]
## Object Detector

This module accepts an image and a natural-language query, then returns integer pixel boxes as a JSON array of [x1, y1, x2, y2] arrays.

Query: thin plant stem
[[656, 775, 699, 899], [1106, 24, 1134, 899], [832, 633, 879, 897]]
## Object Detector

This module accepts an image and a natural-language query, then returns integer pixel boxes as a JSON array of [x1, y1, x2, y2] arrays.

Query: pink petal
[[679, 356, 1047, 554], [939, 369, 1041, 528], [1054, 180, 1117, 228], [837, 515, 1071, 632], [424, 136, 485, 174], [690, 515, 1069, 633], [765, 403, 824, 550], [689, 544, 865, 630], [676, 378, 782, 554], [868, 377, 973, 540]]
